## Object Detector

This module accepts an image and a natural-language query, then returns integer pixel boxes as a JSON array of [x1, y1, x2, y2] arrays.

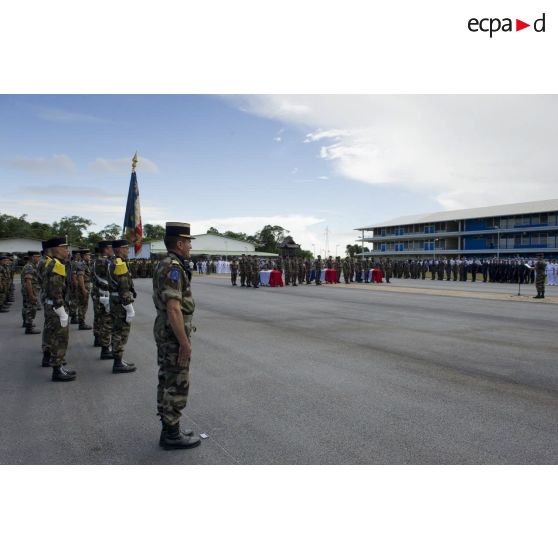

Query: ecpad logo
[[468, 13, 546, 37]]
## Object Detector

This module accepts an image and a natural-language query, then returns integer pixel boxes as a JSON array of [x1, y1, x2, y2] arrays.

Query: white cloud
[[237, 95, 558, 210], [273, 136, 282, 142], [7, 154, 76, 173], [90, 157, 158, 174], [317, 176, 329, 180], [304, 129, 350, 143]]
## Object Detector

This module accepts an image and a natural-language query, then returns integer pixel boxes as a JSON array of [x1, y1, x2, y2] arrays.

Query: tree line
[[0, 213, 314, 257]]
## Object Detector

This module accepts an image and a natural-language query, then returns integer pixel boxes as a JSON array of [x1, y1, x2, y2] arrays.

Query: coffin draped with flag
[[123, 170, 143, 254]]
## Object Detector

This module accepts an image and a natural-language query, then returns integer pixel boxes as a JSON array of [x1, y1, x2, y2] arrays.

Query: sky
[[1, 94, 557, 255]]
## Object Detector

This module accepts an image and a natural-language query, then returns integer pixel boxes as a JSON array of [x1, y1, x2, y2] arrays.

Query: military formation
[[224, 254, 551, 296], [0, 223, 200, 451], [0, 238, 138, 382]]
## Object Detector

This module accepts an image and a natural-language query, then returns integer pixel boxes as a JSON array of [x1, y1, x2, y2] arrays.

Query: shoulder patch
[[52, 259, 67, 277], [168, 268, 180, 282]]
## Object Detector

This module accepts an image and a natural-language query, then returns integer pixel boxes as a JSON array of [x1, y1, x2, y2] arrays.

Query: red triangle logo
[[516, 19, 530, 31]]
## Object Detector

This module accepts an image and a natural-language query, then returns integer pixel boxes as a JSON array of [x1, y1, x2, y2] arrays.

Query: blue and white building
[[356, 199, 558, 259]]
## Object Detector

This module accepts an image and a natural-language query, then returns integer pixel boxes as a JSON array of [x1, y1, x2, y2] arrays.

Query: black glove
[[131, 288, 137, 299]]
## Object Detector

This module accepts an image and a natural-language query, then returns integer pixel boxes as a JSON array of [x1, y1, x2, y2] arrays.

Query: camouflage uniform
[[93, 252, 113, 350], [108, 256, 134, 360], [21, 259, 40, 329], [44, 258, 70, 367], [76, 258, 91, 326], [230, 258, 239, 286], [534, 257, 547, 298], [152, 252, 195, 426]]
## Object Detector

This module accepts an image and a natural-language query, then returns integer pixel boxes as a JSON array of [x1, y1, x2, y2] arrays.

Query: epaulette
[[114, 257, 129, 276], [52, 259, 66, 277]]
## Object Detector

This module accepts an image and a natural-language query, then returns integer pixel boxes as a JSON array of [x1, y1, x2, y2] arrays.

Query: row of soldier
[[2, 238, 138, 382]]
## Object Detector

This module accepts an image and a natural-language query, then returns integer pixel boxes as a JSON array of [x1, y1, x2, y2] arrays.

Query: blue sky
[[1, 95, 556, 253]]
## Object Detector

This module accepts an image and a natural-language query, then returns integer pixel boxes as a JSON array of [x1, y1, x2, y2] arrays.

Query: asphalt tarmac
[[1, 276, 557, 464]]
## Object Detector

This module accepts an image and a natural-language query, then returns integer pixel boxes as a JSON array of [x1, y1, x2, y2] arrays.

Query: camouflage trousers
[[97, 300, 113, 348], [231, 271, 237, 285], [68, 289, 79, 319], [42, 303, 51, 352], [44, 304, 69, 366], [536, 274, 546, 295], [110, 299, 130, 359], [78, 289, 90, 324], [154, 313, 192, 426], [22, 296, 39, 326]]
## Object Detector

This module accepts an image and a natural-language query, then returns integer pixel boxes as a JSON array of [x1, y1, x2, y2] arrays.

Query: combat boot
[[52, 366, 76, 382], [60, 365, 77, 376], [25, 325, 41, 334], [79, 322, 92, 330], [70, 316, 79, 325], [159, 421, 193, 446], [112, 357, 136, 373], [160, 423, 201, 450], [93, 335, 101, 347], [100, 346, 114, 360], [0, 306, 9, 313]]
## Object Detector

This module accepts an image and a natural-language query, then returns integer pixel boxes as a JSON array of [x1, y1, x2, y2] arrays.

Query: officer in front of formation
[[534, 253, 547, 299], [152, 222, 201, 450], [42, 236, 77, 382], [107, 239, 137, 373]]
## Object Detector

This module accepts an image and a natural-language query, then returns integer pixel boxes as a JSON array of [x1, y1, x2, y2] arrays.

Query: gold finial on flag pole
[[132, 151, 138, 171]]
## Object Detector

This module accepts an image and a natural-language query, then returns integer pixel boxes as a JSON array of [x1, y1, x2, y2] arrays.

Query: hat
[[165, 222, 195, 239], [98, 240, 113, 249], [537, 253, 544, 258], [112, 239, 129, 249], [43, 236, 68, 249], [27, 251, 40, 256], [79, 249, 91, 255]]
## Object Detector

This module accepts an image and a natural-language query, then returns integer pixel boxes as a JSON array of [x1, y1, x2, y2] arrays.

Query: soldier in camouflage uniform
[[75, 249, 93, 330], [69, 250, 81, 324], [108, 239, 136, 373], [91, 247, 102, 346], [315, 255, 323, 285], [152, 222, 201, 450], [0, 254, 12, 312], [21, 251, 41, 334], [93, 240, 115, 360], [251, 256, 260, 288], [342, 256, 351, 284], [335, 256, 342, 284], [533, 253, 547, 299], [42, 237, 76, 382], [239, 255, 246, 287], [230, 257, 239, 286]]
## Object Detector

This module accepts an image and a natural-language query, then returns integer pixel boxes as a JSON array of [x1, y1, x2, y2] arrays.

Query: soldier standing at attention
[[335, 256, 342, 283], [252, 256, 260, 288], [42, 237, 76, 382], [76, 249, 93, 330], [108, 239, 136, 373], [533, 253, 547, 299], [342, 256, 351, 284], [21, 251, 41, 334], [315, 255, 323, 285], [93, 240, 115, 360], [230, 257, 239, 286], [284, 256, 291, 286], [91, 247, 102, 346], [152, 222, 201, 450], [384, 258, 392, 283], [239, 255, 246, 287], [69, 251, 81, 324]]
